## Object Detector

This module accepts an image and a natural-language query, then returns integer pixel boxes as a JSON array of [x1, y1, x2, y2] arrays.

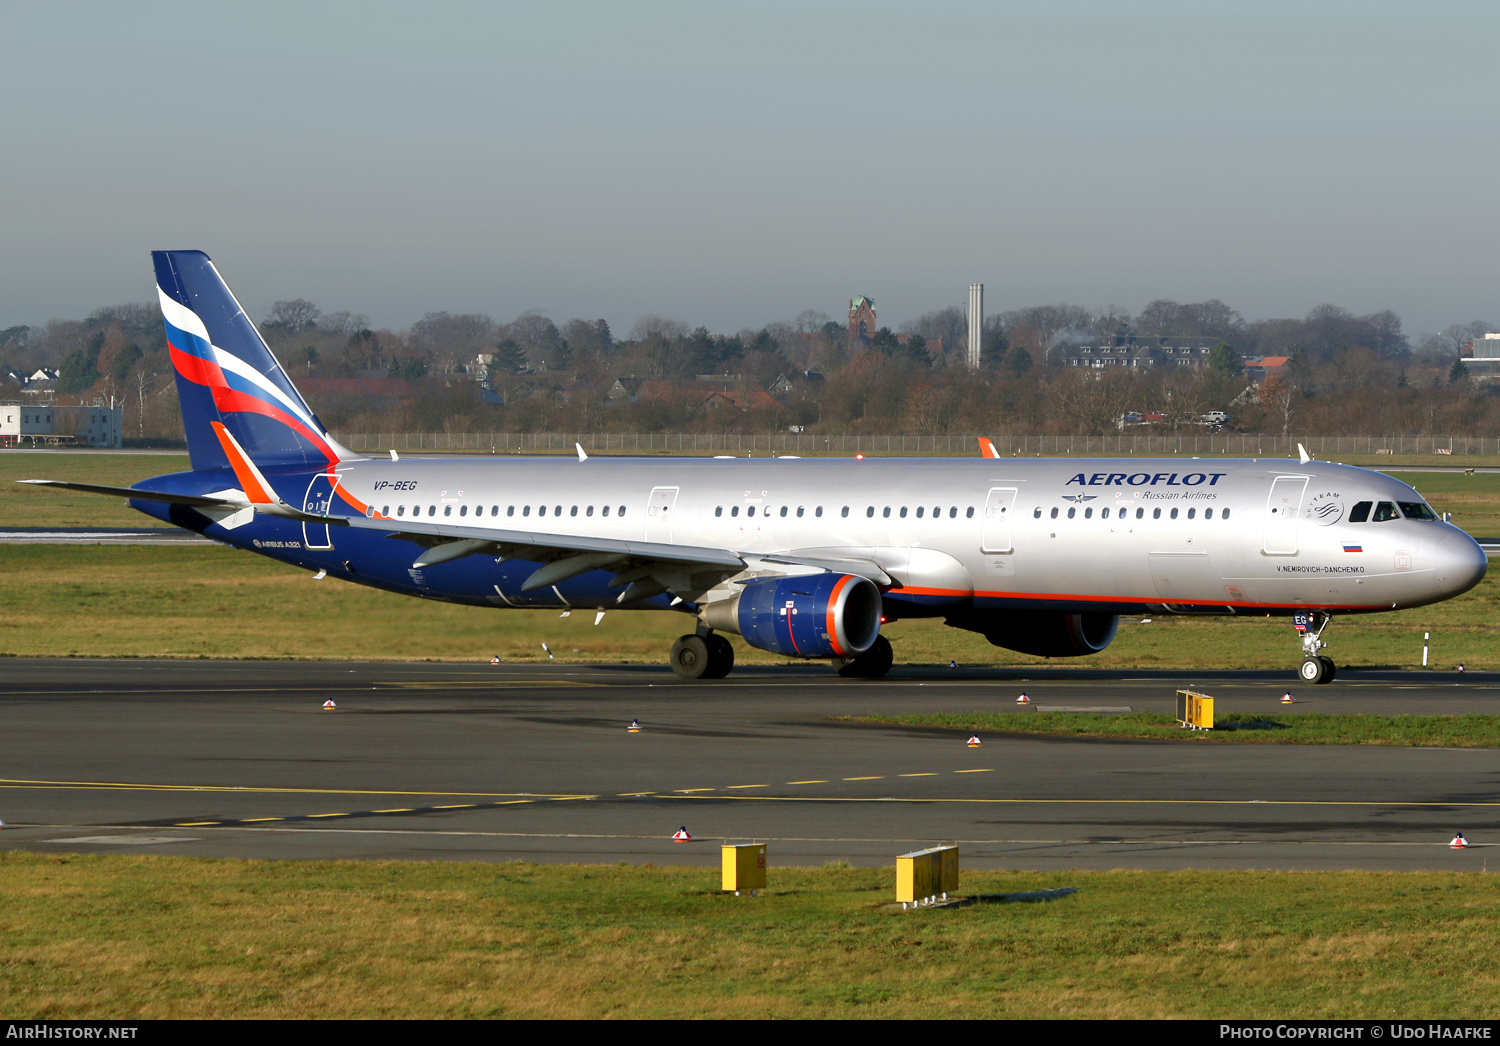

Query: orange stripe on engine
[[826, 574, 853, 656]]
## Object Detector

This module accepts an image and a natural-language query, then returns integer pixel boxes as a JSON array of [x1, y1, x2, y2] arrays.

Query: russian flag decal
[[1343, 544, 1363, 553]]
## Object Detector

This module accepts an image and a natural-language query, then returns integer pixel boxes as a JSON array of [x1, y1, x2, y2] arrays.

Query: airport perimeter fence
[[330, 431, 1498, 457]]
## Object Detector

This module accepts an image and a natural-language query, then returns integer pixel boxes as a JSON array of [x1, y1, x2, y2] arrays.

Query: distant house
[[608, 377, 642, 402], [702, 388, 783, 411], [1063, 336, 1218, 370], [1242, 356, 1290, 383]]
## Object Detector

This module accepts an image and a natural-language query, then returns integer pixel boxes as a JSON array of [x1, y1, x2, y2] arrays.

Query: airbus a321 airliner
[[24, 252, 1488, 684]]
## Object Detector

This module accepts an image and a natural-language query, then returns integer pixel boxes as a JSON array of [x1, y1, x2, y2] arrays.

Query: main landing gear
[[834, 635, 893, 679], [669, 632, 735, 680], [1296, 611, 1337, 685]]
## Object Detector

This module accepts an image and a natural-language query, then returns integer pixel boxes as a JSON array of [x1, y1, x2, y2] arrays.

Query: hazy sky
[[3, 1, 1497, 337]]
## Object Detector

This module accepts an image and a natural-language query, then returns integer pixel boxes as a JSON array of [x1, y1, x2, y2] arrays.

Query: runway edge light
[[1451, 832, 1469, 849], [322, 699, 336, 710], [722, 843, 767, 895], [1016, 692, 1030, 705], [672, 826, 691, 841], [967, 735, 982, 748]]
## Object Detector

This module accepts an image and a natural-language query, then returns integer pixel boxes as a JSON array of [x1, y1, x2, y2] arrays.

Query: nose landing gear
[[1296, 611, 1336, 684]]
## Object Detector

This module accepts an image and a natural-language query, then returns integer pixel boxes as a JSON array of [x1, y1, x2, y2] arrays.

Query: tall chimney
[[967, 283, 984, 370]]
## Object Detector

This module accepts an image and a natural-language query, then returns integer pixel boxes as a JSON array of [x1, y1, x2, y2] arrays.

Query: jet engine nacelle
[[947, 610, 1119, 658], [702, 573, 882, 659]]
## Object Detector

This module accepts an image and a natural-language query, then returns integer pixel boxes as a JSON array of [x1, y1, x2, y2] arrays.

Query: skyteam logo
[[1307, 491, 1344, 526]]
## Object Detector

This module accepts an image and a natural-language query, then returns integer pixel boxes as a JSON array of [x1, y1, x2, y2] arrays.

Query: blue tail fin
[[154, 250, 352, 472]]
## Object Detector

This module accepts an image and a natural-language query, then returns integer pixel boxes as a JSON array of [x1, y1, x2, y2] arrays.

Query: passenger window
[[555, 505, 562, 516], [797, 507, 805, 517], [444, 506, 452, 517], [899, 507, 907, 518], [492, 506, 499, 516], [1153, 508, 1161, 519], [586, 506, 594, 517], [932, 506, 940, 517], [428, 506, 436, 517], [949, 507, 958, 518], [1084, 507, 1092, 519], [780, 506, 788, 517], [1170, 508, 1179, 519], [523, 505, 531, 517], [1135, 508, 1144, 519], [1349, 501, 1371, 523], [1223, 508, 1230, 519], [1067, 507, 1076, 519], [381, 505, 389, 517], [731, 506, 739, 517], [571, 506, 578, 517], [1205, 508, 1213, 519], [715, 506, 722, 517], [866, 507, 874, 518], [840, 507, 847, 517], [1187, 508, 1195, 519], [1031, 507, 1039, 519], [966, 507, 974, 518], [1373, 502, 1399, 522], [397, 505, 405, 517], [883, 507, 891, 518], [814, 507, 821, 517], [460, 505, 468, 517], [1050, 507, 1059, 519], [603, 506, 611, 517], [619, 506, 627, 516], [1101, 508, 1109, 519], [507, 506, 514, 516], [538, 506, 546, 516], [747, 506, 755, 517]]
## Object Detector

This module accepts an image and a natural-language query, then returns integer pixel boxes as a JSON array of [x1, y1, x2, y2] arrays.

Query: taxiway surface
[[2, 658, 1497, 872]]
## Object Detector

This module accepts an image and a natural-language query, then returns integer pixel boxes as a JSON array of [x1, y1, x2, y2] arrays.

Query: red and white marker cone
[[967, 735, 983, 748], [1451, 832, 1469, 849], [490, 655, 501, 664], [627, 719, 641, 733], [1281, 692, 1296, 704], [1015, 692, 1031, 705], [672, 827, 691, 841], [322, 699, 336, 710]]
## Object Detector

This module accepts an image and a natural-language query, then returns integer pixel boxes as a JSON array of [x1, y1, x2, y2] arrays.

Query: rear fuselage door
[[1263, 475, 1308, 555], [646, 486, 680, 543], [980, 486, 1019, 553], [302, 472, 339, 550]]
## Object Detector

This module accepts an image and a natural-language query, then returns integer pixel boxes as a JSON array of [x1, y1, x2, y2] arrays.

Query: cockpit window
[[1372, 501, 1400, 522], [1349, 501, 1371, 523], [1398, 501, 1438, 521]]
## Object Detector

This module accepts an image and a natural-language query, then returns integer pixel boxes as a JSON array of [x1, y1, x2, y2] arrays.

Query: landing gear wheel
[[1319, 655, 1337, 683], [1298, 656, 1328, 685], [834, 635, 893, 679], [670, 634, 711, 680], [703, 634, 735, 679]]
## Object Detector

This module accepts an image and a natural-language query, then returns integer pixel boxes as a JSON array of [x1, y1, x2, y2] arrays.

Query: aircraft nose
[[1434, 530, 1488, 598]]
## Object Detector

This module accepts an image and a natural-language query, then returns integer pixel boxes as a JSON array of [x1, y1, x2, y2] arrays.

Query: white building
[[0, 400, 122, 447]]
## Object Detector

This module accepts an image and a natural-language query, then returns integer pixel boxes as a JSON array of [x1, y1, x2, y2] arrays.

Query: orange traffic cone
[[1015, 692, 1031, 705], [1451, 832, 1469, 849], [967, 735, 983, 748], [672, 827, 691, 841]]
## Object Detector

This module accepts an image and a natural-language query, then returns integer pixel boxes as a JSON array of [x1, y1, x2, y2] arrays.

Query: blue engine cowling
[[702, 573, 882, 659]]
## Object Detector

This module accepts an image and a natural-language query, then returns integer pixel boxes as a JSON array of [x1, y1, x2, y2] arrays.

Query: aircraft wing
[[345, 513, 748, 601]]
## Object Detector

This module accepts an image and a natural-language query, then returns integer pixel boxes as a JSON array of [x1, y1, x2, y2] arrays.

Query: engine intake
[[702, 573, 882, 659]]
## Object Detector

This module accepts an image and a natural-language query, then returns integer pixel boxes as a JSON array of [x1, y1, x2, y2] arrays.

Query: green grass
[[0, 452, 187, 528], [0, 544, 1496, 668], [1, 854, 1497, 1018], [846, 712, 1500, 747]]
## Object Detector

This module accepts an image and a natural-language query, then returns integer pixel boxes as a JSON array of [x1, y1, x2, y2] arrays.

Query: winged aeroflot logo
[[1062, 494, 1098, 503]]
